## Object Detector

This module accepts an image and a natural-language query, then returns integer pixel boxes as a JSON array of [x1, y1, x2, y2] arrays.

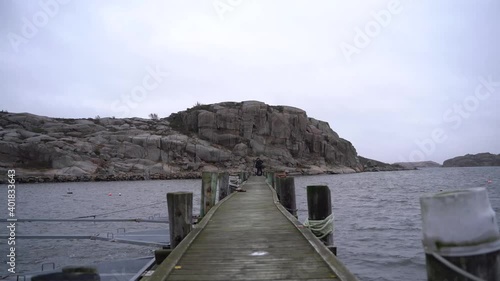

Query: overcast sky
[[1, 0, 499, 164]]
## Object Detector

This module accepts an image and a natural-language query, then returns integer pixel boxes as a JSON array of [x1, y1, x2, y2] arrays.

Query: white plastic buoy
[[420, 187, 500, 256]]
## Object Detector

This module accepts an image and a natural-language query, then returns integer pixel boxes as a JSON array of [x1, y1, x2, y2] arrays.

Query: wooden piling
[[425, 251, 500, 281], [218, 172, 230, 201], [307, 185, 334, 246], [167, 192, 193, 248], [266, 172, 275, 187], [420, 188, 500, 281], [275, 177, 297, 218], [277, 175, 283, 197], [200, 171, 216, 217], [211, 172, 219, 203], [154, 249, 173, 265]]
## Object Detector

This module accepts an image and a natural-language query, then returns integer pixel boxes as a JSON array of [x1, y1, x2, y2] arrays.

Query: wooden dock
[[146, 176, 358, 281]]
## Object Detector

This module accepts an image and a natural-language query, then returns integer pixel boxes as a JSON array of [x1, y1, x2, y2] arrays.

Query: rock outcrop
[[0, 101, 364, 183], [443, 153, 500, 167], [393, 161, 442, 169], [358, 156, 407, 172]]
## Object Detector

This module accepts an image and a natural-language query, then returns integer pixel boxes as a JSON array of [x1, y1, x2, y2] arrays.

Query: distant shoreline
[[3, 164, 499, 185], [0, 167, 436, 184]]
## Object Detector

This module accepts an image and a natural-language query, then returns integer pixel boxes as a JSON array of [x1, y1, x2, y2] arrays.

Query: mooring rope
[[73, 200, 166, 219], [3, 218, 167, 223], [303, 214, 334, 239], [431, 252, 486, 281]]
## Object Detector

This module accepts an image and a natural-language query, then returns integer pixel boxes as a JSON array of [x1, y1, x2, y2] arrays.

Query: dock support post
[[154, 249, 173, 265], [275, 177, 297, 218], [218, 172, 230, 201], [211, 172, 218, 203], [167, 192, 193, 249], [274, 172, 281, 197], [420, 188, 500, 281], [267, 172, 275, 188], [200, 171, 216, 217], [306, 185, 334, 247], [239, 171, 245, 182]]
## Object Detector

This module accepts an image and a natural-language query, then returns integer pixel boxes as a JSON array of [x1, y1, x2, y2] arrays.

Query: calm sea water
[[1, 167, 499, 281]]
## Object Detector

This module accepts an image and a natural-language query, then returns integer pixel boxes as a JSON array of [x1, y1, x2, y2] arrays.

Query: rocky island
[[358, 156, 407, 172], [392, 161, 442, 169], [0, 101, 386, 183], [443, 153, 500, 167]]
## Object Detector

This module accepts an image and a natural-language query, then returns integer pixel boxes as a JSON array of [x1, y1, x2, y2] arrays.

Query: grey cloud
[[1, 0, 499, 163]]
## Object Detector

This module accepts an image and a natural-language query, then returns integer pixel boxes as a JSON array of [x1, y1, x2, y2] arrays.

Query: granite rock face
[[0, 101, 363, 183], [443, 153, 500, 167]]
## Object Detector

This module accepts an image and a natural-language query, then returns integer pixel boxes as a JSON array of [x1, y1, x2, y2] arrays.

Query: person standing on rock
[[255, 158, 264, 176]]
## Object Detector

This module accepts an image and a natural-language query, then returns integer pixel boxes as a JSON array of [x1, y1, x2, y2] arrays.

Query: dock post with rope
[[306, 185, 335, 253], [420, 188, 500, 281]]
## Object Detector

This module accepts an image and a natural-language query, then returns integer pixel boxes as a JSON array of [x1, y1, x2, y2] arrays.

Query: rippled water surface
[[1, 167, 499, 280], [295, 167, 500, 281]]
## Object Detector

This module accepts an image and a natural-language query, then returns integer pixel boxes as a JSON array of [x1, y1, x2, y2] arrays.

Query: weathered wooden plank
[[170, 267, 334, 274], [167, 274, 336, 280]]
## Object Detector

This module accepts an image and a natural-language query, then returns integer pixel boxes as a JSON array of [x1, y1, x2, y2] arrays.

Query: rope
[[303, 214, 334, 239], [2, 218, 167, 223], [73, 200, 166, 219], [431, 252, 486, 281]]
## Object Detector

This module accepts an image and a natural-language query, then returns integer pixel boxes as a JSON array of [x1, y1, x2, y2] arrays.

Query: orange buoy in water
[[108, 193, 112, 196]]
